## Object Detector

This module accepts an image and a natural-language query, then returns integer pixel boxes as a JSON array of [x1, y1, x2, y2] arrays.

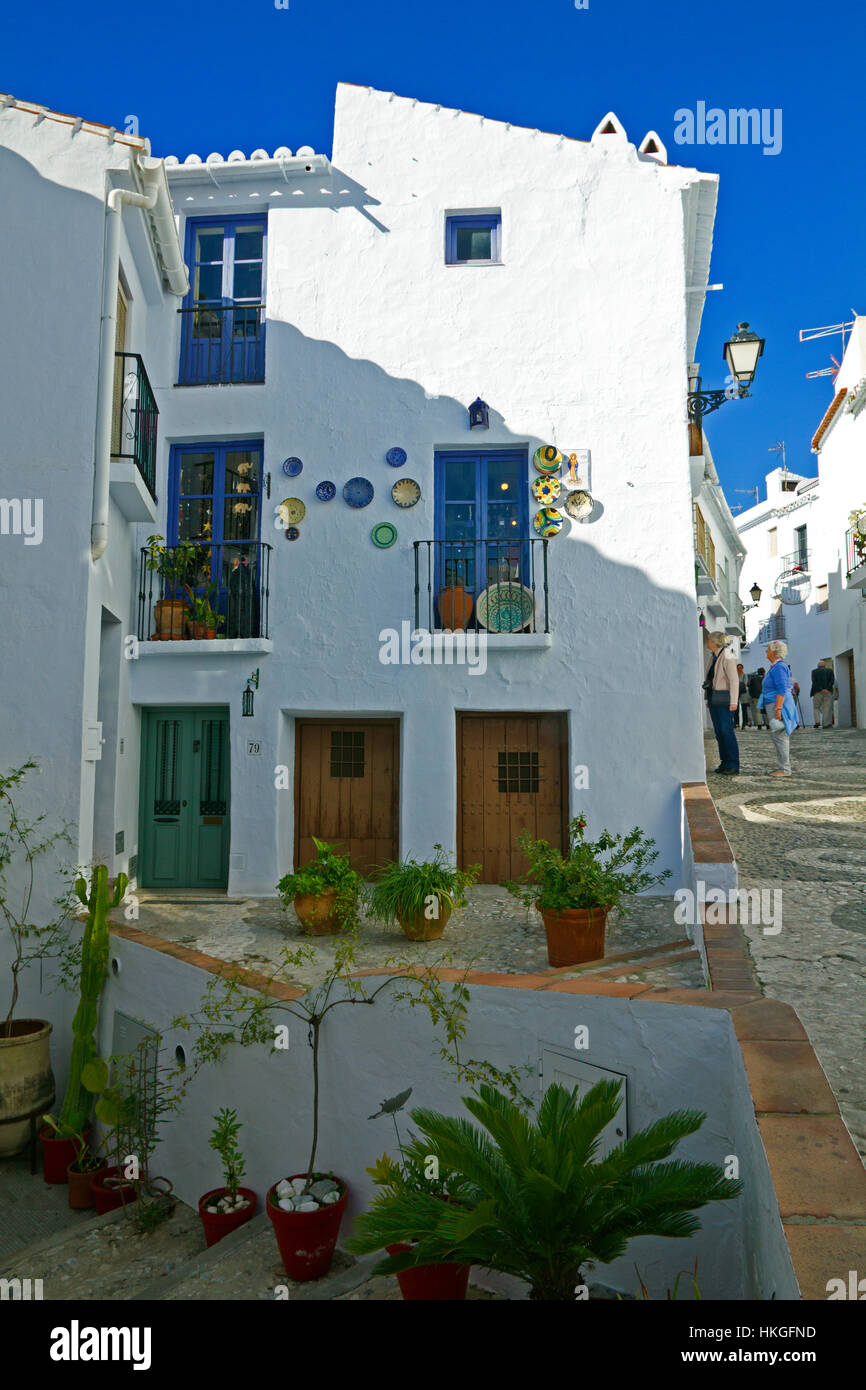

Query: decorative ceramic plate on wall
[[285, 526, 300, 541], [391, 478, 421, 508], [371, 522, 398, 549], [532, 476, 561, 504], [277, 498, 306, 526], [315, 480, 336, 501], [386, 447, 407, 467], [282, 457, 303, 477], [533, 445, 562, 475], [533, 506, 564, 537], [563, 489, 593, 520], [343, 477, 375, 507], [476, 582, 535, 633]]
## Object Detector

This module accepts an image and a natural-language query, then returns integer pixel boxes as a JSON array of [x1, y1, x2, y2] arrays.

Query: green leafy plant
[[144, 534, 205, 595], [848, 509, 866, 565], [208, 1107, 246, 1202], [347, 1080, 741, 1301], [365, 1086, 474, 1207], [1, 761, 77, 1033], [369, 846, 480, 928], [184, 583, 225, 632], [506, 814, 671, 914], [630, 1259, 702, 1300], [277, 837, 363, 932]]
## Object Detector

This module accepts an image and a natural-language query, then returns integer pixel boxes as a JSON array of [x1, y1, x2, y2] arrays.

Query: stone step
[[550, 937, 696, 977]]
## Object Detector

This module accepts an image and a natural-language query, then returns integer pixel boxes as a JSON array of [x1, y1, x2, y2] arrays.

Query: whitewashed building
[[691, 434, 746, 725], [735, 467, 832, 712], [0, 83, 724, 897]]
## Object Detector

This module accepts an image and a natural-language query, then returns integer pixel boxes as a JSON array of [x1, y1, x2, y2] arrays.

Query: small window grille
[[330, 730, 365, 778], [497, 750, 539, 793]]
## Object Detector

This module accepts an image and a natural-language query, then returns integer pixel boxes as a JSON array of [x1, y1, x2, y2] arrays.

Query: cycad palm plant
[[347, 1080, 742, 1300]]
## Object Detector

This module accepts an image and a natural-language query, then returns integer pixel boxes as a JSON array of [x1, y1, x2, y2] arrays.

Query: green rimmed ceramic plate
[[476, 582, 535, 633], [371, 522, 398, 549]]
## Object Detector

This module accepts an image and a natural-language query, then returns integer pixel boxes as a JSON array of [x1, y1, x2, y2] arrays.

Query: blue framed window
[[433, 451, 529, 612], [445, 212, 502, 265], [168, 440, 264, 636], [178, 216, 267, 384]]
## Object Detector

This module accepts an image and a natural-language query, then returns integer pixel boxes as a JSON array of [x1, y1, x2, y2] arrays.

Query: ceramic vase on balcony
[[152, 599, 188, 641], [437, 587, 473, 631]]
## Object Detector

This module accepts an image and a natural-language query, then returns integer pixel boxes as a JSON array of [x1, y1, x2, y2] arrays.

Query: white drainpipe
[[91, 153, 188, 560]]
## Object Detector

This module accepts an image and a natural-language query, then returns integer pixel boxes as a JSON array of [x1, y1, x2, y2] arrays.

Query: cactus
[[57, 866, 128, 1134]]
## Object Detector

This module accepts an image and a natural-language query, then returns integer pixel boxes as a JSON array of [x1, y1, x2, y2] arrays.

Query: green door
[[139, 708, 230, 890]]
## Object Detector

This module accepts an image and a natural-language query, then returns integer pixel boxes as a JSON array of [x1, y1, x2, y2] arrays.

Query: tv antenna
[[734, 486, 760, 508], [806, 354, 841, 381], [799, 319, 855, 349], [768, 440, 787, 477]]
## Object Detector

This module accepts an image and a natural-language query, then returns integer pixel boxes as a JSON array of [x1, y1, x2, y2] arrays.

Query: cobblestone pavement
[[705, 727, 866, 1160]]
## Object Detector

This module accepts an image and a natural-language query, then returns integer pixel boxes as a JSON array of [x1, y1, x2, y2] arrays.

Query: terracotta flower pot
[[198, 1187, 258, 1247], [153, 598, 188, 641], [267, 1175, 348, 1281], [539, 903, 608, 967], [90, 1165, 138, 1215], [40, 1124, 92, 1185], [189, 622, 217, 640], [67, 1160, 108, 1209], [0, 1019, 54, 1158], [294, 890, 343, 936], [386, 1242, 470, 1300], [437, 586, 474, 631], [397, 901, 451, 942]]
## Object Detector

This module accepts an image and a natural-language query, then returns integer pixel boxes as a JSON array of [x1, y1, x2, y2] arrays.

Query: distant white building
[[810, 317, 866, 726], [0, 83, 725, 897], [735, 467, 832, 713], [691, 435, 746, 723]]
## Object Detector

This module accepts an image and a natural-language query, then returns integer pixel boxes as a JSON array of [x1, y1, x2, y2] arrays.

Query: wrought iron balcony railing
[[137, 540, 271, 641], [177, 301, 266, 384], [756, 614, 786, 643], [413, 538, 550, 634], [846, 525, 866, 577], [779, 549, 811, 576], [111, 352, 158, 498]]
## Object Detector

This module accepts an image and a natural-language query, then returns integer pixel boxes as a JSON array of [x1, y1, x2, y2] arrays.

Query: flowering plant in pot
[[144, 534, 202, 640], [505, 814, 671, 967], [184, 584, 225, 641], [277, 837, 363, 936], [368, 847, 480, 941], [198, 1107, 257, 1247], [349, 1081, 742, 1301]]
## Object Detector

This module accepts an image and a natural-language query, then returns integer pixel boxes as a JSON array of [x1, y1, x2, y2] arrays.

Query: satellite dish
[[776, 573, 811, 606]]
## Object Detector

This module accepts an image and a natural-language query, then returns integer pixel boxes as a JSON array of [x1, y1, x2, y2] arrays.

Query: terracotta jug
[[438, 586, 474, 631]]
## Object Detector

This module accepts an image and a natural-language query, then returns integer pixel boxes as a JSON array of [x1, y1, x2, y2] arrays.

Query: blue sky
[[4, 0, 864, 505]]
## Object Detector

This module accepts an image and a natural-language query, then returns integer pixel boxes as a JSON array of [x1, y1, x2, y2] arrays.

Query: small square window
[[330, 730, 365, 779], [497, 750, 539, 794], [446, 213, 502, 266]]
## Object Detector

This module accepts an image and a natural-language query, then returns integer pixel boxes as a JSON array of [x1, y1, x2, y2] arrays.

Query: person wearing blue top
[[760, 639, 799, 776]]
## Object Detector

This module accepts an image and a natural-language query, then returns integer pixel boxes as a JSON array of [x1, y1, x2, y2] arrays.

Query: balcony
[[137, 540, 272, 643], [778, 549, 810, 577], [695, 553, 717, 597], [109, 353, 158, 521], [846, 525, 866, 589], [705, 566, 729, 618], [756, 615, 786, 643], [177, 302, 266, 385], [725, 592, 745, 637], [413, 539, 550, 637]]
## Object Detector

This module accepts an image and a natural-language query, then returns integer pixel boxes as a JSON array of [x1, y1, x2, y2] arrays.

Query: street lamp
[[688, 323, 765, 423], [742, 582, 762, 613]]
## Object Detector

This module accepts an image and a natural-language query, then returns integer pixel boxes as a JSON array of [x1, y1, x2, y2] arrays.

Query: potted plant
[[348, 1081, 742, 1301], [41, 1114, 108, 1209], [0, 762, 76, 1160], [184, 583, 225, 641], [198, 1107, 257, 1247], [369, 846, 479, 941], [144, 534, 201, 641], [277, 837, 362, 936], [506, 813, 671, 967]]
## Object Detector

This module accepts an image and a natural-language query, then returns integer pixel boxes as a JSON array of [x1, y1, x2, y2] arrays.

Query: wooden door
[[295, 720, 399, 875], [139, 708, 230, 890], [458, 714, 567, 883]]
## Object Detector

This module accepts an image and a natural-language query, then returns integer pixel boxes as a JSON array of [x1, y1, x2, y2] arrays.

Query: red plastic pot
[[40, 1126, 92, 1185], [198, 1187, 258, 1248], [386, 1243, 470, 1300], [67, 1160, 108, 1210], [267, 1174, 348, 1281], [90, 1165, 138, 1215]]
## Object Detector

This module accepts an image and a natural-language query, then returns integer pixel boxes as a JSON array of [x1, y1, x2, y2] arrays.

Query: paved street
[[706, 726, 866, 1160]]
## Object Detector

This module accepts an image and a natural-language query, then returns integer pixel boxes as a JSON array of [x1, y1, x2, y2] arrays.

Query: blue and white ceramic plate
[[371, 522, 398, 549], [282, 457, 303, 477], [285, 526, 300, 541], [386, 447, 407, 468], [343, 477, 374, 507], [315, 480, 336, 501]]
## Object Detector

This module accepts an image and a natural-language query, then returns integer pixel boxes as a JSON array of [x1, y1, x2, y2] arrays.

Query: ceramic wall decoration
[[285, 526, 300, 541], [533, 506, 564, 537], [386, 447, 407, 467], [315, 480, 336, 501], [277, 498, 306, 526], [391, 478, 421, 508], [532, 476, 561, 504], [533, 445, 562, 475], [343, 477, 375, 507], [282, 457, 303, 477], [564, 489, 594, 520], [476, 582, 535, 633], [371, 522, 398, 549]]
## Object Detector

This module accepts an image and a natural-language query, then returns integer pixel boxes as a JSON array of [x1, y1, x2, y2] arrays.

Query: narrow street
[[706, 727, 866, 1159]]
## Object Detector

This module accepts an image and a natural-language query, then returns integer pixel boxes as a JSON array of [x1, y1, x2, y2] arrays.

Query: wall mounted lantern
[[242, 668, 260, 717], [743, 582, 763, 612], [688, 323, 765, 423], [469, 398, 490, 429]]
